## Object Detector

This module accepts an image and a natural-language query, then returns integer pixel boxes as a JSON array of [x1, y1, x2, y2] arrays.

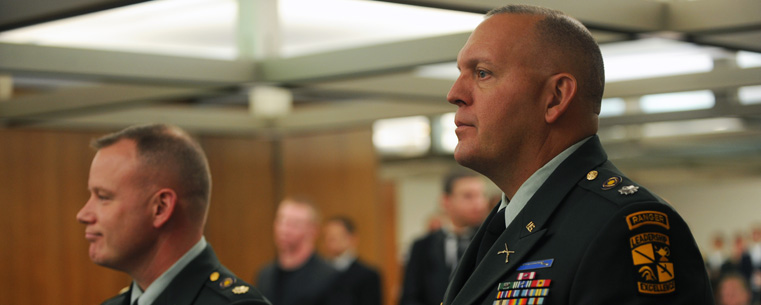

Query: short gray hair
[[487, 4, 605, 112]]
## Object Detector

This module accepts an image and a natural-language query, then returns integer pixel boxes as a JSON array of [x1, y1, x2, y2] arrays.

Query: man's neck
[[130, 234, 201, 290], [496, 134, 591, 199], [278, 244, 314, 270]]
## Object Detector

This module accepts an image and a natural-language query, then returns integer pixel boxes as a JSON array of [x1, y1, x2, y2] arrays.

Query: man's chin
[[453, 147, 476, 168], [89, 247, 112, 267]]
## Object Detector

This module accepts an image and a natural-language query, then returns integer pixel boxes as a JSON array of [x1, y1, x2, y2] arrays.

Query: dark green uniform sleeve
[[569, 200, 713, 304]]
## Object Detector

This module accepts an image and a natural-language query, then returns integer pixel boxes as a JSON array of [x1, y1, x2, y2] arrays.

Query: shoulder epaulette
[[577, 168, 661, 207]]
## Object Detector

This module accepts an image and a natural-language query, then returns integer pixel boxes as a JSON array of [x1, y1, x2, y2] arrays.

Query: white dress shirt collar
[[130, 236, 208, 305]]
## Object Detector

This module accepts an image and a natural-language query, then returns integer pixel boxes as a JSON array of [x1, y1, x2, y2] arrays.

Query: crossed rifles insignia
[[497, 243, 516, 263]]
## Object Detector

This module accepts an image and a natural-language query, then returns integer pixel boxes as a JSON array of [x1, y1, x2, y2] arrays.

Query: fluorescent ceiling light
[[642, 117, 744, 138], [0, 0, 482, 60], [372, 116, 431, 157], [280, 0, 482, 57], [601, 38, 714, 82], [640, 90, 715, 113], [600, 98, 626, 117], [415, 62, 459, 80], [739, 85, 761, 105], [0, 0, 238, 59], [737, 51, 761, 68]]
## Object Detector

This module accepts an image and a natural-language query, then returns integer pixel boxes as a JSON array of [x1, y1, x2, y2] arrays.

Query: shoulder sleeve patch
[[626, 210, 670, 230], [630, 231, 676, 294]]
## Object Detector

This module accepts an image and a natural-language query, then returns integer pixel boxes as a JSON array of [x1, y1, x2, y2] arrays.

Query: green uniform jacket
[[443, 136, 713, 305], [102, 245, 270, 305]]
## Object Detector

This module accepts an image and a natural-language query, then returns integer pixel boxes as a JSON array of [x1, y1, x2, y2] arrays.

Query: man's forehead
[[89, 140, 141, 185], [278, 203, 314, 219], [94, 139, 138, 161]]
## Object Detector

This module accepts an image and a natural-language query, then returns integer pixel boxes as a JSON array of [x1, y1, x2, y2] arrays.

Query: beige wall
[[634, 172, 761, 254]]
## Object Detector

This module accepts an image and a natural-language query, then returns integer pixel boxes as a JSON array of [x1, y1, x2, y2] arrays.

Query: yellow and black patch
[[631, 232, 675, 294], [630, 232, 669, 249], [626, 211, 669, 230]]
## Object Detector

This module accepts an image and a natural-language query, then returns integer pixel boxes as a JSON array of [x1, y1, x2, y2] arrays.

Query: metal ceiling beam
[[0, 83, 217, 122], [599, 103, 761, 128], [305, 66, 761, 101], [604, 67, 761, 98], [21, 105, 267, 133], [667, 0, 761, 33], [257, 32, 470, 83], [0, 43, 256, 85], [18, 98, 454, 134]]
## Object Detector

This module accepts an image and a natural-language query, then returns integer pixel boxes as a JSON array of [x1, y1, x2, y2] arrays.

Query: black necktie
[[456, 235, 469, 260], [476, 208, 506, 265]]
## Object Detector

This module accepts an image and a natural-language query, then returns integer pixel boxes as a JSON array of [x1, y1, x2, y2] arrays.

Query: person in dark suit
[[400, 170, 489, 305], [323, 216, 383, 305], [442, 4, 713, 305], [76, 123, 269, 305], [255, 197, 339, 305]]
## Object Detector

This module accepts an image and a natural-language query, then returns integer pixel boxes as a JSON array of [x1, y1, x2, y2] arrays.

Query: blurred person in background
[[255, 197, 339, 305], [708, 232, 730, 287], [717, 273, 753, 305], [323, 216, 382, 305], [748, 224, 761, 304], [400, 169, 488, 305], [722, 233, 753, 284]]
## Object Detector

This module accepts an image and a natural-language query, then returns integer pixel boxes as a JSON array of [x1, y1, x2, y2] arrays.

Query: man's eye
[[477, 70, 488, 78]]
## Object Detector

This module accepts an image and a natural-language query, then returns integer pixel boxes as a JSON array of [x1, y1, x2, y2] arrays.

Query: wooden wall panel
[[379, 180, 401, 305], [282, 129, 380, 261], [0, 127, 393, 305], [0, 129, 130, 304], [0, 129, 278, 304], [201, 136, 277, 283]]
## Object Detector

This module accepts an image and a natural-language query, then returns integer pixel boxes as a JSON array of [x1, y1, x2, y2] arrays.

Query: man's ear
[[440, 194, 451, 212], [151, 188, 177, 228], [545, 73, 578, 124]]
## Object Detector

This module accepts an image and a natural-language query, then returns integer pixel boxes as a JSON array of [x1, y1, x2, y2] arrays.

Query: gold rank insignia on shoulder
[[601, 176, 622, 190], [619, 185, 639, 195], [232, 285, 250, 295], [586, 170, 598, 181], [220, 277, 235, 289], [210, 271, 220, 282], [119, 286, 130, 294]]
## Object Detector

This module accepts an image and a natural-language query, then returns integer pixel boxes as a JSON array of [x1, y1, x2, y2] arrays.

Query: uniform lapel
[[450, 220, 546, 305], [447, 136, 608, 305]]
